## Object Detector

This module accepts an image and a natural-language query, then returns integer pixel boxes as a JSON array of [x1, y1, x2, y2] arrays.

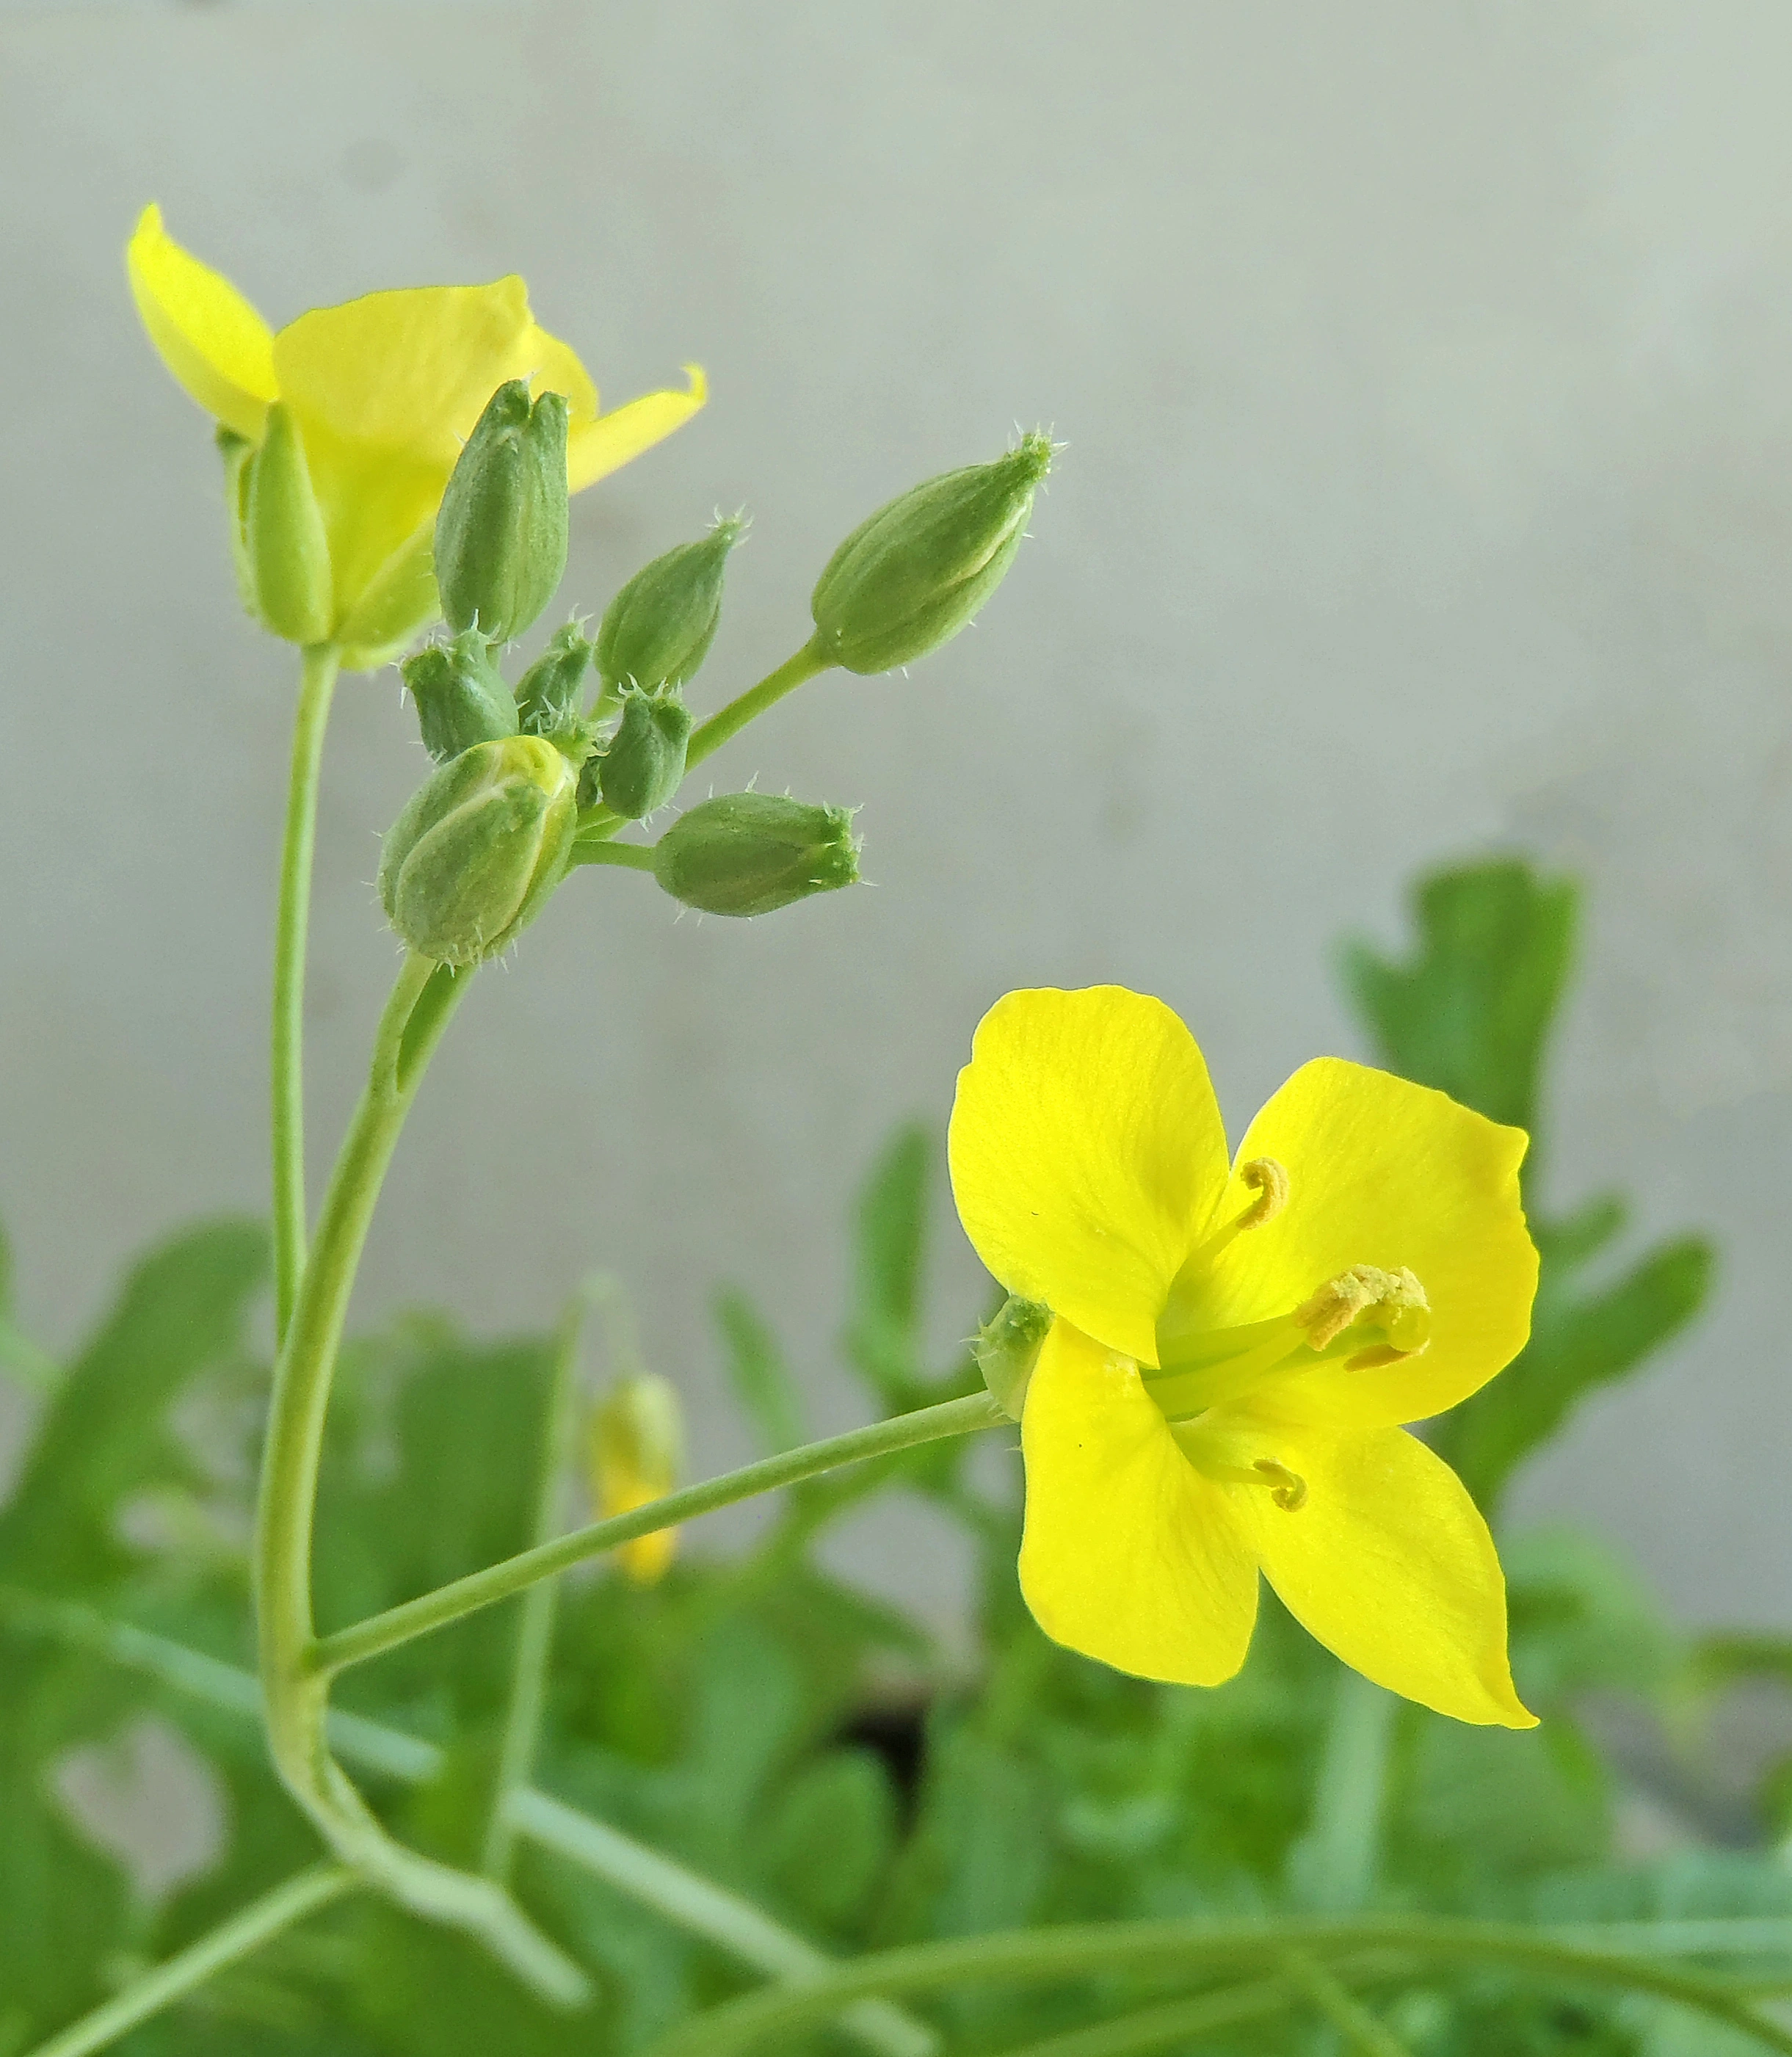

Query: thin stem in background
[[309, 1390, 1007, 1675], [479, 1283, 592, 1882], [0, 1588, 935, 2057], [18, 1864, 355, 2057], [1283, 1950, 1414, 2056], [272, 642, 342, 1343], [637, 1915, 1792, 2057], [1289, 1668, 1398, 1915]]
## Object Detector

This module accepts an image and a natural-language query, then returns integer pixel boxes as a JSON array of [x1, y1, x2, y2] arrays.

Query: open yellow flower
[[948, 986, 1539, 1727], [128, 203, 704, 661]]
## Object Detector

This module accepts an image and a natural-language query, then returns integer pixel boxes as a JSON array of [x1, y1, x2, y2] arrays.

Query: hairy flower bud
[[810, 433, 1051, 674], [377, 736, 576, 967], [401, 629, 519, 763], [232, 402, 334, 645], [595, 515, 744, 698], [598, 686, 692, 820], [514, 620, 594, 738], [653, 792, 860, 918], [590, 1373, 685, 1586], [435, 380, 569, 644], [973, 1294, 1052, 1421]]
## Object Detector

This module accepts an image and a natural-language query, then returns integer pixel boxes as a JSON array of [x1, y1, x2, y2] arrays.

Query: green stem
[[685, 639, 831, 772], [1283, 1950, 1412, 2056], [0, 1312, 60, 1396], [19, 1863, 355, 2057], [638, 1916, 1792, 2057], [253, 955, 587, 2008], [272, 642, 342, 1343], [0, 1588, 935, 2057], [311, 1391, 1005, 1676], [987, 1959, 1407, 2057], [479, 1285, 590, 1882], [1289, 1669, 1397, 1913], [571, 839, 658, 871]]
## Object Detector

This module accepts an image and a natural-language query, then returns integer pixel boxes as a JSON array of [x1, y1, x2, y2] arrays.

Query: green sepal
[[434, 380, 569, 645], [598, 685, 693, 820], [244, 401, 334, 645], [377, 736, 577, 967], [401, 629, 520, 763], [973, 1294, 1051, 1421], [652, 791, 860, 918], [595, 515, 744, 697], [810, 433, 1052, 674]]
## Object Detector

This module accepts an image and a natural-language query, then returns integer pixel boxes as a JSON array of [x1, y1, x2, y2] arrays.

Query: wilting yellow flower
[[948, 986, 1539, 1727], [127, 204, 704, 661], [590, 1374, 684, 1586]]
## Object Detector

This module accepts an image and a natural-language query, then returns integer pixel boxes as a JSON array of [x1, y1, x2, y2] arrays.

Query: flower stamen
[[1295, 1264, 1430, 1357]]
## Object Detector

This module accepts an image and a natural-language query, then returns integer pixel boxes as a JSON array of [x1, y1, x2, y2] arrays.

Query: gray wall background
[[2, 1, 1789, 1632]]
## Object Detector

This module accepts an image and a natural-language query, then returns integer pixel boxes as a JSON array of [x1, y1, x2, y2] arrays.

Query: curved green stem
[[272, 642, 342, 1343], [1283, 1949, 1412, 2055], [310, 1390, 1006, 1676], [254, 954, 587, 2008], [20, 1863, 355, 2057], [640, 1915, 1792, 2057], [685, 639, 831, 770]]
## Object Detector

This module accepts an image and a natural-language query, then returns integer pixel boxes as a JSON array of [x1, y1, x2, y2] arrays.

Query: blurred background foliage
[[7, 854, 1791, 2057]]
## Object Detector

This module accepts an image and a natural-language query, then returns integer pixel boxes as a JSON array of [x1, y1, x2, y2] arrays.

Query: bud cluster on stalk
[[374, 385, 1053, 965]]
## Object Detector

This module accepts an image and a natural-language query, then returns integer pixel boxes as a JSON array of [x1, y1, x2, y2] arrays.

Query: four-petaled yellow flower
[[127, 204, 704, 662], [948, 986, 1539, 1727]]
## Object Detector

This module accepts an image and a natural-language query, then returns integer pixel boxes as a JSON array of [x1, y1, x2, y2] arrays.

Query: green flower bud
[[377, 736, 576, 967], [810, 432, 1053, 674], [653, 792, 860, 918], [434, 380, 569, 644], [598, 686, 692, 820], [514, 620, 594, 738], [973, 1294, 1051, 1421], [595, 515, 744, 696], [401, 629, 519, 763], [234, 402, 335, 645]]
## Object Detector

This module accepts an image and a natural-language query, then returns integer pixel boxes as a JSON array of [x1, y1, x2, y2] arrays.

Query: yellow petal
[[515, 322, 600, 423], [126, 204, 276, 440], [1018, 1321, 1258, 1686], [1225, 1410, 1534, 1725], [1194, 1059, 1537, 1426], [567, 367, 708, 493], [271, 277, 537, 466], [948, 987, 1231, 1363]]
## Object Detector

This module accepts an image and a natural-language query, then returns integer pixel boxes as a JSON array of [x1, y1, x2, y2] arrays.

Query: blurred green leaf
[[844, 1124, 930, 1404], [0, 1220, 267, 1593], [713, 1288, 807, 1456], [1434, 1231, 1713, 1514], [1504, 1528, 1680, 1707], [758, 1749, 896, 1932], [1344, 859, 1713, 1514], [1341, 859, 1577, 1142]]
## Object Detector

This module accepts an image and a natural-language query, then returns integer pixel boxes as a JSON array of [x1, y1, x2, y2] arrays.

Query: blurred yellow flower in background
[[590, 1374, 685, 1586], [948, 984, 1539, 1727], [127, 203, 704, 661]]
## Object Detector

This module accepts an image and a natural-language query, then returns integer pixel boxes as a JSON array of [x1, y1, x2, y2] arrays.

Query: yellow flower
[[127, 203, 704, 661], [948, 985, 1539, 1727], [589, 1374, 684, 1586]]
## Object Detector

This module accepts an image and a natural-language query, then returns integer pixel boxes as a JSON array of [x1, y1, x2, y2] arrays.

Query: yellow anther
[[1254, 1457, 1307, 1511], [1294, 1263, 1431, 1354], [1236, 1157, 1289, 1230]]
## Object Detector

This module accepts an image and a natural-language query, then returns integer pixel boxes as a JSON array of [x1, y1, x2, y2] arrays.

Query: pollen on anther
[[1236, 1157, 1289, 1230]]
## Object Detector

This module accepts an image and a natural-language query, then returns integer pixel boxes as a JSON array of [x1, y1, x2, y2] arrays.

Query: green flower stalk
[[379, 736, 577, 966], [653, 792, 860, 916], [810, 432, 1052, 673]]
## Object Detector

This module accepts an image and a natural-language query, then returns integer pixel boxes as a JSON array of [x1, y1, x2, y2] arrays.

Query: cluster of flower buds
[[379, 402, 1053, 964]]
